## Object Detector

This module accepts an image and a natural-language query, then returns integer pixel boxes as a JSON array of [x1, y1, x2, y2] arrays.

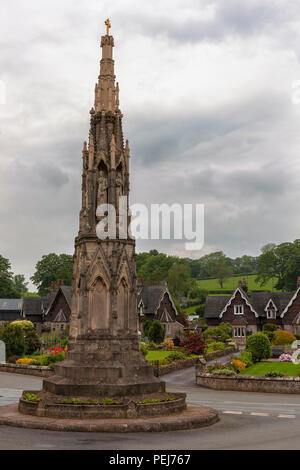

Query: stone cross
[[0, 340, 5, 363], [105, 18, 111, 36]]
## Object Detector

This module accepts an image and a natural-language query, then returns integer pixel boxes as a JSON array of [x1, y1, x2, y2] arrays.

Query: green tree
[[256, 240, 300, 291], [148, 320, 165, 344], [0, 324, 25, 359], [13, 274, 28, 293], [167, 261, 192, 298], [0, 255, 20, 298], [246, 333, 271, 362], [31, 253, 73, 295]]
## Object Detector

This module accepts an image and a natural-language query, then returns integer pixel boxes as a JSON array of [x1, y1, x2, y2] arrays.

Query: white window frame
[[266, 309, 276, 319], [233, 327, 245, 338], [234, 304, 244, 315]]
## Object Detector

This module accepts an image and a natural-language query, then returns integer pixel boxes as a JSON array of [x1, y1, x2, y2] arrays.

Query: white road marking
[[250, 412, 269, 416], [223, 410, 243, 415], [278, 414, 296, 419]]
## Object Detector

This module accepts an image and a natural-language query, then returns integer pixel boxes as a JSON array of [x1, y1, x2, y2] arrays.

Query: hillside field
[[197, 274, 278, 293]]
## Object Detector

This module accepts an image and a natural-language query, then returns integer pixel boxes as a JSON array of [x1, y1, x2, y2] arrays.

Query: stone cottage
[[204, 278, 300, 345], [137, 280, 184, 338], [22, 282, 71, 333]]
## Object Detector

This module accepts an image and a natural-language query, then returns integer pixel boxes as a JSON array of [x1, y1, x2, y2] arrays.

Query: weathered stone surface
[[0, 404, 219, 433], [196, 370, 300, 394]]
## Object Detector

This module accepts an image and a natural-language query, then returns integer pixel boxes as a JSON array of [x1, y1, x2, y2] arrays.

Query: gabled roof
[[44, 286, 72, 316], [22, 296, 50, 316], [219, 288, 259, 318], [205, 289, 294, 319], [137, 283, 178, 316], [280, 287, 300, 318], [158, 307, 174, 323]]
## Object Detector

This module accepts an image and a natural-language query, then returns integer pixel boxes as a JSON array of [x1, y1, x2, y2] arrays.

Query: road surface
[[1, 369, 300, 449]]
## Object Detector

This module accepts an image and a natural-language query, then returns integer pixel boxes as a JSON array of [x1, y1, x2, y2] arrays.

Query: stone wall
[[0, 347, 235, 379], [196, 370, 300, 394], [157, 347, 235, 376], [0, 363, 53, 378]]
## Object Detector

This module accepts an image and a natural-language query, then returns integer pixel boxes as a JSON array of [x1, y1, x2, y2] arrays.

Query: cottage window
[[234, 304, 244, 315], [233, 327, 245, 338], [266, 309, 276, 319]]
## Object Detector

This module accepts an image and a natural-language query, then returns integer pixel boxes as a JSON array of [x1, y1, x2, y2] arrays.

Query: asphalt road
[[1, 369, 300, 450]]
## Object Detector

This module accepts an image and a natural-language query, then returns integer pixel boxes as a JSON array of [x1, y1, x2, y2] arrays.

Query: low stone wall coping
[[0, 362, 53, 378], [196, 370, 300, 394]]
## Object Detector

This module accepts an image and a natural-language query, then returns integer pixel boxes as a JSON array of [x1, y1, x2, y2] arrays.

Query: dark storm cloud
[[0, 0, 300, 287], [115, 0, 299, 44]]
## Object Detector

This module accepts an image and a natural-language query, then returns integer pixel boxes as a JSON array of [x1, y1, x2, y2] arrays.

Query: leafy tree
[[31, 253, 73, 295], [188, 286, 208, 303], [167, 261, 192, 298], [0, 255, 20, 298], [148, 320, 165, 344], [246, 333, 271, 362], [13, 274, 28, 293], [256, 240, 300, 291], [0, 324, 25, 358]]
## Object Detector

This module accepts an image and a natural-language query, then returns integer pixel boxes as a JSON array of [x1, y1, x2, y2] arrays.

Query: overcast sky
[[1, 0, 300, 289]]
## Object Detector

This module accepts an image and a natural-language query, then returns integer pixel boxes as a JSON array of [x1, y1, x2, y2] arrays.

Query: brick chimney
[[297, 276, 300, 289], [137, 275, 144, 290]]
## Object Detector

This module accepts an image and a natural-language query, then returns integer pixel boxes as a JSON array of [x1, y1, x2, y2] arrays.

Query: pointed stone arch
[[117, 276, 129, 330], [89, 275, 109, 330]]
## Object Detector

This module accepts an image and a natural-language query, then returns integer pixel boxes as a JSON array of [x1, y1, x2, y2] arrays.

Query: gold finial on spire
[[105, 18, 111, 36]]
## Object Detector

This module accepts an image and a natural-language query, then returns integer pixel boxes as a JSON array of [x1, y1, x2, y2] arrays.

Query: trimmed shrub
[[142, 319, 152, 338], [24, 329, 41, 355], [246, 333, 271, 362], [0, 324, 25, 358], [264, 331, 275, 342], [148, 320, 165, 344], [206, 342, 225, 354], [10, 320, 34, 331], [180, 332, 205, 355], [272, 330, 296, 346], [265, 372, 285, 377], [263, 323, 277, 332], [237, 350, 253, 367], [231, 359, 246, 372], [212, 369, 236, 376], [166, 351, 187, 362], [140, 343, 148, 357]]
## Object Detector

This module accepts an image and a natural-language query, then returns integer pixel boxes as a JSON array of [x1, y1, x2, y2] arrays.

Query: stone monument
[[13, 22, 218, 430], [19, 20, 184, 420]]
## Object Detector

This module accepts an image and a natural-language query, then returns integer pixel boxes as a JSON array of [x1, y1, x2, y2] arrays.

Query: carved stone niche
[[89, 276, 109, 330]]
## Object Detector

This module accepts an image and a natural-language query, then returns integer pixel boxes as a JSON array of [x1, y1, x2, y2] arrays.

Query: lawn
[[145, 351, 174, 361], [240, 361, 300, 376], [197, 274, 278, 293]]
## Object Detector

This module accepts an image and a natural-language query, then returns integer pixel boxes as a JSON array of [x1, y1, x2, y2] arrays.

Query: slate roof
[[137, 285, 167, 315], [0, 299, 23, 310], [205, 290, 294, 319], [22, 297, 50, 317], [0, 299, 23, 321], [22, 286, 72, 319]]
